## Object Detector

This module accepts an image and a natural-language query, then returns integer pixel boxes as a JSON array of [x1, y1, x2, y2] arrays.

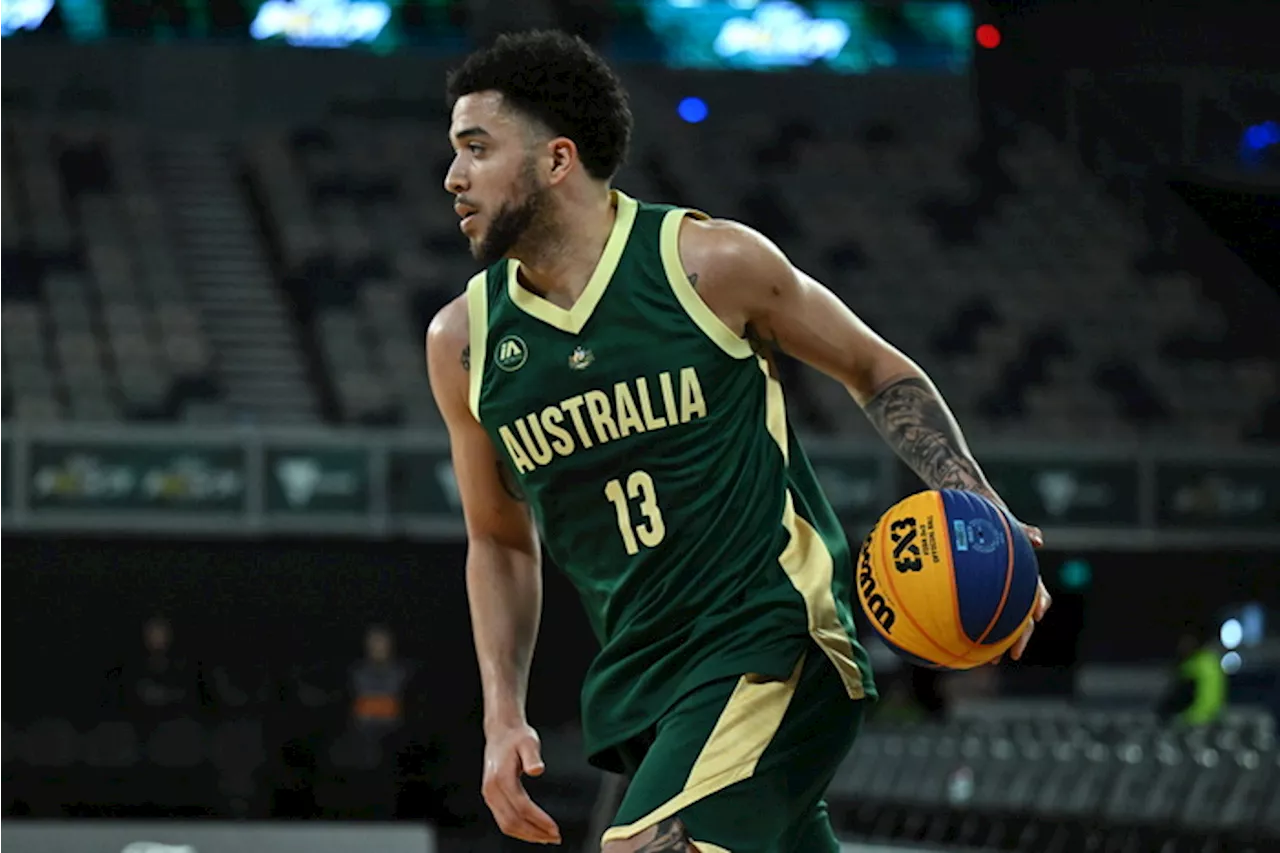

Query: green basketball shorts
[[601, 645, 866, 852]]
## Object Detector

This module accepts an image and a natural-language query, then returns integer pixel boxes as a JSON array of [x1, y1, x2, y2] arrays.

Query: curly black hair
[[446, 30, 633, 182]]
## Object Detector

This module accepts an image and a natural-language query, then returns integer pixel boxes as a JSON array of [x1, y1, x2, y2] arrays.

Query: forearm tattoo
[[460, 345, 470, 371], [864, 377, 995, 498]]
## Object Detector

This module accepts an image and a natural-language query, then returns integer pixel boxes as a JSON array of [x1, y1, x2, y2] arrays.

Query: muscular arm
[[426, 299, 541, 734], [679, 218, 999, 502], [679, 216, 1048, 663], [860, 376, 998, 500]]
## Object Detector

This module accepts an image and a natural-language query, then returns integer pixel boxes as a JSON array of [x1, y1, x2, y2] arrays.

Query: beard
[[472, 163, 551, 267]]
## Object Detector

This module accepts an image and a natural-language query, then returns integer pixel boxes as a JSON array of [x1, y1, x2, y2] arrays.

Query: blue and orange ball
[[856, 489, 1040, 670]]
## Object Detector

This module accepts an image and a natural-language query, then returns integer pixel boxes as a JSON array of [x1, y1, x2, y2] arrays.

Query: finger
[[514, 739, 560, 839], [1023, 524, 1044, 548], [509, 784, 562, 843], [483, 784, 521, 840], [517, 736, 546, 778], [486, 752, 560, 845], [1035, 585, 1053, 620], [1010, 620, 1034, 661], [482, 767, 525, 841], [489, 780, 560, 844], [494, 750, 558, 843]]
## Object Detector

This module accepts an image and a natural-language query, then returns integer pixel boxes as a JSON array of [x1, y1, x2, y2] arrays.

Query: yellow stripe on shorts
[[600, 654, 805, 845]]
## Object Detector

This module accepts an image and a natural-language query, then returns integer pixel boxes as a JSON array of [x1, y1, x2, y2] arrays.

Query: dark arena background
[[2, 1, 1279, 851]]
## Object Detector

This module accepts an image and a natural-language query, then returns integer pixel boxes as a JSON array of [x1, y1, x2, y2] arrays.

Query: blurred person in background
[[324, 624, 434, 820], [1159, 622, 1227, 726], [348, 625, 448, 821], [428, 30, 1050, 852], [103, 615, 197, 715], [350, 624, 414, 737], [275, 625, 423, 819]]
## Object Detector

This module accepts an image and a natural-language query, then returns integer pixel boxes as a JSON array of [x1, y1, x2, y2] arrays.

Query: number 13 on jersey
[[604, 470, 667, 555]]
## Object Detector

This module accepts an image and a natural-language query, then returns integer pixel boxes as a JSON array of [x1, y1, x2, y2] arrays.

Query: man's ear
[[546, 137, 578, 185]]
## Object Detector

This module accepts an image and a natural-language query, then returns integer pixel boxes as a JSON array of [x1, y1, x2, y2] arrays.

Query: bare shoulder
[[676, 217, 785, 274], [425, 294, 470, 413], [426, 292, 469, 351], [674, 216, 795, 330]]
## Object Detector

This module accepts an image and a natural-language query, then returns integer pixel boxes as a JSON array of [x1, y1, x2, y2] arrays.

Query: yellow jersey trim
[[599, 655, 803, 844], [758, 357, 788, 461], [465, 271, 488, 422], [507, 190, 638, 335], [780, 491, 866, 699], [659, 207, 755, 360], [762, 366, 866, 700]]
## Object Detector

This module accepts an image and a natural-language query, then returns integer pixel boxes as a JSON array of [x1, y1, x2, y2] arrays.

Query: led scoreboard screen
[[248, 0, 396, 49], [634, 0, 971, 73], [3, 0, 972, 73], [1, 0, 460, 50]]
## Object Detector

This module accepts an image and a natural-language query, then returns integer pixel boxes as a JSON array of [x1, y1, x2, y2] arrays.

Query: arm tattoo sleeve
[[863, 377, 997, 500]]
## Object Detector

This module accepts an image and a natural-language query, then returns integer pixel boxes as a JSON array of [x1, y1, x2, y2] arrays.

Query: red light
[[975, 24, 1002, 49]]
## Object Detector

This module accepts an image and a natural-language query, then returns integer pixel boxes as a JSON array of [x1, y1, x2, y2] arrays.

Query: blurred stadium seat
[[4, 79, 1273, 442], [831, 705, 1280, 850]]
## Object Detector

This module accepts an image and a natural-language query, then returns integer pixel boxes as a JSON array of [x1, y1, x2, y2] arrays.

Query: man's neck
[[513, 189, 616, 307]]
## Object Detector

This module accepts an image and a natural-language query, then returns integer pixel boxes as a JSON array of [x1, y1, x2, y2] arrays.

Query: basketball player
[[426, 31, 1051, 852]]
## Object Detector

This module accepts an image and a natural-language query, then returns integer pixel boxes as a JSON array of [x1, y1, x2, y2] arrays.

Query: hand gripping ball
[[855, 489, 1040, 670]]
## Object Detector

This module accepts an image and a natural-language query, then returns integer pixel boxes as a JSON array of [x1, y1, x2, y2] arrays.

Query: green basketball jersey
[[466, 191, 876, 771]]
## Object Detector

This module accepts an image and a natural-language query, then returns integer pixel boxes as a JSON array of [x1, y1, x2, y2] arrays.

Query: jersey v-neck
[[505, 190, 639, 335]]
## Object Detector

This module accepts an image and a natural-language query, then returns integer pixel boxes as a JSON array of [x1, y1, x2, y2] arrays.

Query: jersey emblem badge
[[495, 335, 528, 372]]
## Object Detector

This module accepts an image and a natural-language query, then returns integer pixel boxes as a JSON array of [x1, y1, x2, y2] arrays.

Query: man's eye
[[469, 144, 484, 155]]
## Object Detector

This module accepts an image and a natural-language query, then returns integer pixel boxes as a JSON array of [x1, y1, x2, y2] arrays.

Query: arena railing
[[1, 424, 1276, 547]]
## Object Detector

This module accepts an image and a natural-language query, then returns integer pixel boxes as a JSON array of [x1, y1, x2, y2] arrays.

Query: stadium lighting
[[1219, 618, 1243, 650], [975, 23, 1001, 49], [1242, 121, 1280, 152], [1, 0, 54, 36], [678, 97, 709, 124]]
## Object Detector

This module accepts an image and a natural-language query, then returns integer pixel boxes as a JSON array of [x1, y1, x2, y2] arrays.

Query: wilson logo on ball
[[857, 531, 896, 633], [889, 516, 923, 573]]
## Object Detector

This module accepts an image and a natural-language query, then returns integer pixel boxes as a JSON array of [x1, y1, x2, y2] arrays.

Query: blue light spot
[[1243, 121, 1280, 151], [678, 97, 708, 124], [1220, 618, 1243, 651], [1059, 558, 1092, 590]]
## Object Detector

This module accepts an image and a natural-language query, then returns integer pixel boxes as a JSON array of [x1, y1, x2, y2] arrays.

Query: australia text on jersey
[[498, 366, 709, 473]]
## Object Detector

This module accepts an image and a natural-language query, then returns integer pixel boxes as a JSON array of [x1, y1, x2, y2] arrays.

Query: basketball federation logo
[[495, 335, 528, 372]]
